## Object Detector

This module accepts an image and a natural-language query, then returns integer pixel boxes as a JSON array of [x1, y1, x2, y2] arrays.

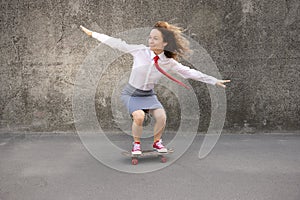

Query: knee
[[159, 113, 167, 123], [132, 110, 145, 126], [154, 109, 167, 122]]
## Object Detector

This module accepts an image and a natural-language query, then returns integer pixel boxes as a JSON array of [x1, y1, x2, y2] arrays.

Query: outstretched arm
[[171, 60, 230, 88], [79, 25, 145, 54]]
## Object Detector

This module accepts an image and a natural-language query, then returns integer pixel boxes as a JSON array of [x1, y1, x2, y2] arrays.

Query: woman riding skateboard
[[80, 21, 230, 155]]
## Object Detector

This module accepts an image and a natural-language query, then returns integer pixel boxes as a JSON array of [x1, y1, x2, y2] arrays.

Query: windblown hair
[[153, 21, 191, 60]]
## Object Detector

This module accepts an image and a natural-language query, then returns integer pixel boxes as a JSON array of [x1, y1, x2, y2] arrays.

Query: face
[[148, 29, 168, 54]]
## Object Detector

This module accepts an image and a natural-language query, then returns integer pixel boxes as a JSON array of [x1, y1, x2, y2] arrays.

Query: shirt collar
[[150, 51, 166, 61]]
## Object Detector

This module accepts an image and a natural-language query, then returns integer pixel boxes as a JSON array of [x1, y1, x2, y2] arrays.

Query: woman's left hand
[[215, 80, 231, 88]]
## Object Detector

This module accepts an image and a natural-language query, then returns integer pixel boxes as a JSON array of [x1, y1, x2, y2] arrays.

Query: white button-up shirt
[[92, 32, 218, 91]]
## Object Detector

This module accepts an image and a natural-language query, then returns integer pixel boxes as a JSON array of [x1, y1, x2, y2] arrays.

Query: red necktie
[[153, 55, 189, 89]]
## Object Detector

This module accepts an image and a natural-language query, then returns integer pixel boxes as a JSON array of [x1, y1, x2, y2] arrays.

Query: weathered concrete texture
[[0, 0, 299, 132]]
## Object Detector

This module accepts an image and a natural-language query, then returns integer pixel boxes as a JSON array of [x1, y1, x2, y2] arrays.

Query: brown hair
[[153, 21, 191, 60]]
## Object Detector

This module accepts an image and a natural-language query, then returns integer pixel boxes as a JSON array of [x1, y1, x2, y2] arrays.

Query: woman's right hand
[[80, 25, 92, 36]]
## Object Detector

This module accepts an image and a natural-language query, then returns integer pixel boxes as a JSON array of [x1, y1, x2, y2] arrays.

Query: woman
[[80, 21, 230, 155]]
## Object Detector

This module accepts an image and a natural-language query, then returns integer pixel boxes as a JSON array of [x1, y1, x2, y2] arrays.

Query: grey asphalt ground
[[0, 132, 300, 200]]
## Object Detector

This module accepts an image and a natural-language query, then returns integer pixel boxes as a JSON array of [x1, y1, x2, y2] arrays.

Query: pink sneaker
[[132, 142, 142, 155], [153, 139, 167, 153]]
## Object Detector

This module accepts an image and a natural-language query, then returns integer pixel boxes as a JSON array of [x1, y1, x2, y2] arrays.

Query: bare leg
[[150, 108, 167, 142], [131, 110, 145, 143]]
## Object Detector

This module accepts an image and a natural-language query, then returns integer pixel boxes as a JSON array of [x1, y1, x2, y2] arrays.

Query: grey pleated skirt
[[121, 84, 163, 114]]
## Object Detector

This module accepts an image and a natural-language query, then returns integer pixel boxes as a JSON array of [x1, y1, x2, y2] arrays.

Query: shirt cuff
[[92, 32, 111, 43]]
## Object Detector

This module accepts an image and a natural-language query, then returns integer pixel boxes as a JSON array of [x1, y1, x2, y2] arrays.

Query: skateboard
[[122, 149, 174, 165]]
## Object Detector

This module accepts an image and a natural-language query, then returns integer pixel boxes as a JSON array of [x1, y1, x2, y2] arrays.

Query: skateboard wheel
[[160, 156, 167, 163], [132, 158, 138, 165]]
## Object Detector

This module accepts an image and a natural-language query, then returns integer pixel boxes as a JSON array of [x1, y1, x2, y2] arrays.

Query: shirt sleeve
[[92, 32, 146, 55], [170, 59, 218, 85]]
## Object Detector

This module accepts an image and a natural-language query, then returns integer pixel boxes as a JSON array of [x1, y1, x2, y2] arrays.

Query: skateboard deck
[[122, 149, 174, 165]]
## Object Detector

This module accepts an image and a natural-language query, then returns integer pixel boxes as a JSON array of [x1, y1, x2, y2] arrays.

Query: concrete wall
[[0, 0, 299, 133]]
